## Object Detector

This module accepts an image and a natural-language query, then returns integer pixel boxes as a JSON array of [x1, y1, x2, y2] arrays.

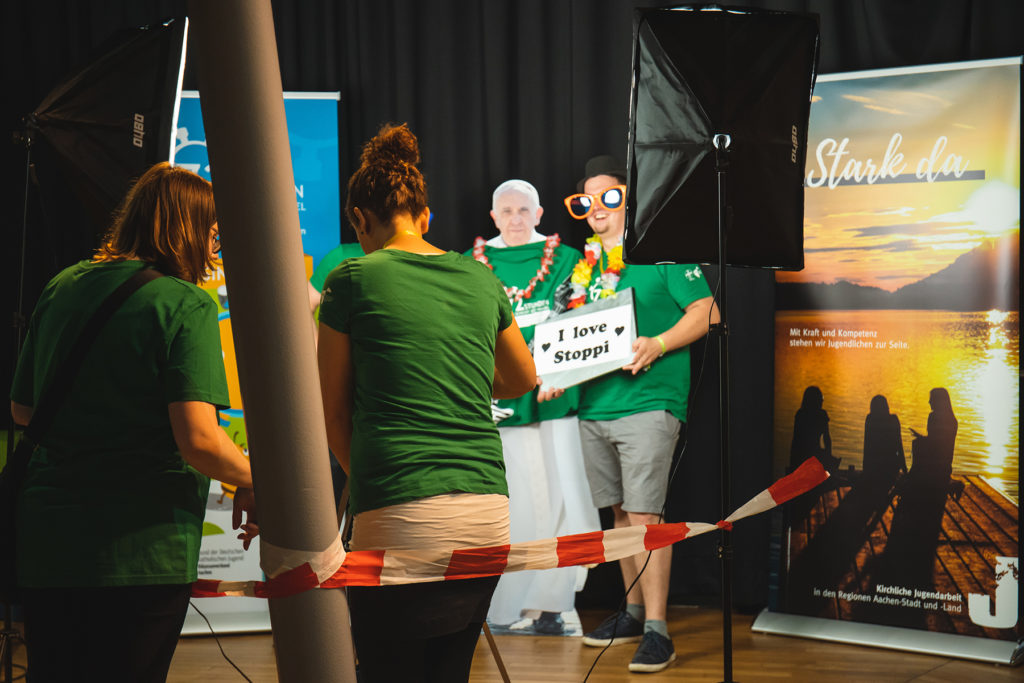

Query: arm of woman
[[168, 401, 253, 488], [493, 318, 536, 400], [317, 323, 353, 473]]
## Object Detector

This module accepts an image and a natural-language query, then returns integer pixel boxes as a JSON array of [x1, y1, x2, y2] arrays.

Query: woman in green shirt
[[10, 162, 255, 683], [317, 124, 535, 683]]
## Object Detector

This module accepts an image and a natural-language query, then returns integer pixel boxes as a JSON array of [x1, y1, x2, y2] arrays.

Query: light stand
[[0, 611, 24, 683], [1, 119, 36, 683], [623, 6, 819, 683], [1, 20, 188, 679], [711, 132, 736, 683]]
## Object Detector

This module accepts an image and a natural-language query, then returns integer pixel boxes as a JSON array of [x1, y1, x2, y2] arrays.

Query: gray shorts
[[578, 411, 681, 514]]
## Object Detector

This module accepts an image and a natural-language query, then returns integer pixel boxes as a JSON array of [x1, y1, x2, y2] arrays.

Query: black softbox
[[624, 6, 819, 269], [27, 17, 188, 237]]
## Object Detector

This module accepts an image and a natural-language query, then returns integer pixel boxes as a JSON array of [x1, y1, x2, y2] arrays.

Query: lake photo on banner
[[774, 309, 1019, 502]]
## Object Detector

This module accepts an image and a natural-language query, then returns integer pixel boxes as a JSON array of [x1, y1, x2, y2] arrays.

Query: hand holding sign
[[623, 335, 666, 375], [536, 377, 565, 403], [532, 288, 637, 390]]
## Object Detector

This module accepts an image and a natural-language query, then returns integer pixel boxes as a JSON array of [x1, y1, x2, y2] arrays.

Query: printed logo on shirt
[[514, 299, 552, 329]]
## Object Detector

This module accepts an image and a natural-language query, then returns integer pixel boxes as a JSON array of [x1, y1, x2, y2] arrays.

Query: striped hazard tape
[[192, 458, 828, 599]]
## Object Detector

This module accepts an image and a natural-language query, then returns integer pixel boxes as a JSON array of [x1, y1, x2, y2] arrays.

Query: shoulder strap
[[25, 266, 165, 441]]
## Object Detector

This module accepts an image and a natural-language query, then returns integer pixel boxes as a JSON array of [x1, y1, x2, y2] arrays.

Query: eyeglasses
[[563, 185, 627, 219]]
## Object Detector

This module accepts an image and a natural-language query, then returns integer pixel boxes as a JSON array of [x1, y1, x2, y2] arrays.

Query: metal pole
[[713, 133, 737, 683], [186, 3, 356, 681], [3, 123, 36, 683]]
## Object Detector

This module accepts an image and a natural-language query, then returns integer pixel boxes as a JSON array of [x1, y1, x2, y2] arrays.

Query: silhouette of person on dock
[[784, 397, 908, 619], [854, 388, 959, 631], [861, 394, 906, 488], [789, 386, 839, 474], [905, 387, 958, 492], [785, 386, 839, 531]]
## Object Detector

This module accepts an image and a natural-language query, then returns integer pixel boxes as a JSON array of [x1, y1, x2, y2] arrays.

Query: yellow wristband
[[655, 335, 667, 356]]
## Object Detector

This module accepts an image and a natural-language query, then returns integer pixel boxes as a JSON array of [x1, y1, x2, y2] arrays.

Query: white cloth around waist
[[350, 492, 511, 552]]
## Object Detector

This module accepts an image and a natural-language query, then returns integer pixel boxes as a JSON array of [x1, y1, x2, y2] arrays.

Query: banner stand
[[182, 607, 271, 636], [171, 88, 341, 638], [751, 609, 1022, 665], [769, 56, 1020, 663]]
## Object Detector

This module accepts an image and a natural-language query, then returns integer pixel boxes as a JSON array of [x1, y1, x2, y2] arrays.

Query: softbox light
[[624, 5, 819, 269], [27, 17, 188, 237]]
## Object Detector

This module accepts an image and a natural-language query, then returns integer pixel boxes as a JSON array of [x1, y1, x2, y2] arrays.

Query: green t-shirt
[[578, 263, 712, 422], [464, 237, 581, 426], [11, 259, 229, 587], [310, 242, 365, 293], [319, 249, 514, 516]]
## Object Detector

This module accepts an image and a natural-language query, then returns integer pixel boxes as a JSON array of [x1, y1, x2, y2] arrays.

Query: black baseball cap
[[577, 155, 627, 192]]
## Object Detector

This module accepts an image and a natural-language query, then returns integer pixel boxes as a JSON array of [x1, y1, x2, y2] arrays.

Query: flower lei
[[473, 234, 560, 304], [567, 235, 625, 309]]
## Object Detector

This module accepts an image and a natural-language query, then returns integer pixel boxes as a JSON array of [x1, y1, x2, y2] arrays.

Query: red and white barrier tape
[[192, 458, 828, 599]]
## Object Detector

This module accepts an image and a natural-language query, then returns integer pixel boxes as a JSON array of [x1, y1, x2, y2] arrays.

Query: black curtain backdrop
[[3, 0, 1022, 611]]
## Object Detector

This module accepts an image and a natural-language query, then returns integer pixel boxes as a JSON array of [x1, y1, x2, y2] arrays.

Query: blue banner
[[173, 91, 341, 269]]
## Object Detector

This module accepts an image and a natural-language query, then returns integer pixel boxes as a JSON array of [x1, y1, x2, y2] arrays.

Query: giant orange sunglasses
[[563, 185, 627, 219]]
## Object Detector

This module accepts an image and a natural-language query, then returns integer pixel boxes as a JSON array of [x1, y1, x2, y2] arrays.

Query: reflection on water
[[774, 309, 1019, 502]]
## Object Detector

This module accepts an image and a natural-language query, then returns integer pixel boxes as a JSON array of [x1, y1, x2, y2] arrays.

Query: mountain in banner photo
[[893, 231, 1019, 311], [776, 231, 1020, 311]]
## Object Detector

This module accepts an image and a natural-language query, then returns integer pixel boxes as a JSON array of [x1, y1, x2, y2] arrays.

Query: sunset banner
[[761, 58, 1021, 661]]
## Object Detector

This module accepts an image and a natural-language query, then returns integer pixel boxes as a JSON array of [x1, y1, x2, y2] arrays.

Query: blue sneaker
[[532, 611, 565, 635], [581, 610, 644, 647], [628, 630, 676, 673]]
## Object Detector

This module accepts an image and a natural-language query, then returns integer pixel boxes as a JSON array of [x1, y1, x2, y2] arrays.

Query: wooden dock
[[783, 469, 1020, 642]]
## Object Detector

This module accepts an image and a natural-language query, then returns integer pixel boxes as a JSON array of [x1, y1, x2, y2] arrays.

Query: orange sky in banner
[[780, 65, 1021, 291]]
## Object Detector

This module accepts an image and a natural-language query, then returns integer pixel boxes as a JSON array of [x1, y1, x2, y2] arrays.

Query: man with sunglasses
[[555, 155, 719, 673], [466, 179, 600, 636]]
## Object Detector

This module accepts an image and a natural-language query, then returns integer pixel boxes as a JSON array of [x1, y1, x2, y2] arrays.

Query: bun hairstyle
[[345, 122, 429, 228], [94, 162, 217, 284]]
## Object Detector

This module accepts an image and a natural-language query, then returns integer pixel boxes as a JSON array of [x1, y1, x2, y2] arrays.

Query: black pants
[[348, 576, 499, 683], [22, 583, 192, 683]]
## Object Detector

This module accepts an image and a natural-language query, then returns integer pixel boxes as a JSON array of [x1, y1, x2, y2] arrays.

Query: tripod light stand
[[2, 19, 188, 681], [624, 5, 819, 682]]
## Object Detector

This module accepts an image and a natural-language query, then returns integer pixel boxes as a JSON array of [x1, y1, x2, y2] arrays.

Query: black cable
[[581, 279, 719, 681], [188, 601, 253, 682]]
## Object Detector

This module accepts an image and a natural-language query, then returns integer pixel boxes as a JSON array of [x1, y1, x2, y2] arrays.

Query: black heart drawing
[[614, 326, 625, 336], [542, 343, 551, 352]]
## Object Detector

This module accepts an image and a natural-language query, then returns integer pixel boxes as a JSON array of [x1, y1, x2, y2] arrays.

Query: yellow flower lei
[[571, 259, 593, 285], [567, 236, 626, 308]]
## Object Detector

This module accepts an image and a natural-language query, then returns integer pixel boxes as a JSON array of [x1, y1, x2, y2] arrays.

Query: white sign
[[181, 484, 271, 635], [533, 288, 636, 389]]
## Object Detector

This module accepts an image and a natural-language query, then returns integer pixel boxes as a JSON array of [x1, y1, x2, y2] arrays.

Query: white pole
[[186, 2, 356, 680]]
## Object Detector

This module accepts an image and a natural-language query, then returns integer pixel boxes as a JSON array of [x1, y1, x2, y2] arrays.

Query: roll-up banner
[[757, 58, 1021, 663], [172, 90, 341, 634]]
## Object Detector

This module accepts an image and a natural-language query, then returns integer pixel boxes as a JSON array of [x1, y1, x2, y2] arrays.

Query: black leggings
[[22, 584, 192, 683], [352, 618, 486, 683], [348, 576, 499, 683]]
